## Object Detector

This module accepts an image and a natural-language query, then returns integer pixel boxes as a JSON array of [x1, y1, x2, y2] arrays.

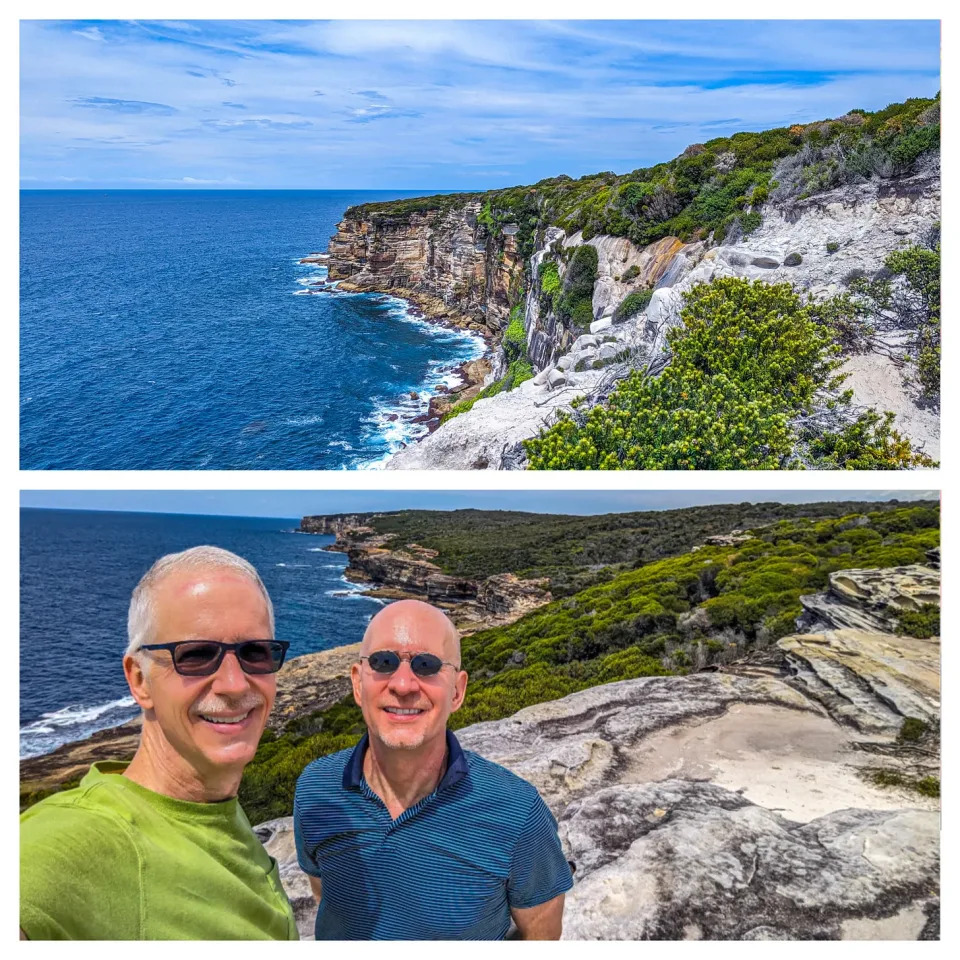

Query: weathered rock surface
[[780, 630, 940, 735], [798, 564, 940, 633], [560, 780, 938, 940]]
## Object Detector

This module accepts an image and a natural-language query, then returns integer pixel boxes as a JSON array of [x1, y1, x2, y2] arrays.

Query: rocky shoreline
[[299, 260, 496, 438], [299, 514, 552, 634]]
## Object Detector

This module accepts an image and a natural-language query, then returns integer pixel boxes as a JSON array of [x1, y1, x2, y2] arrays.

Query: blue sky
[[20, 20, 940, 189], [19, 490, 937, 519]]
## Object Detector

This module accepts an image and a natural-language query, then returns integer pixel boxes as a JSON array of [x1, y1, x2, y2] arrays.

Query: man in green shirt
[[20, 546, 299, 940]]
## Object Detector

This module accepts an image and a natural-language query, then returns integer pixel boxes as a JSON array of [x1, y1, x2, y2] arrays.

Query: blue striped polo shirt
[[294, 730, 573, 940]]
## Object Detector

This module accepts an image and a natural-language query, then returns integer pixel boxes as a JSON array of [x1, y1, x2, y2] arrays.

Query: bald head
[[361, 600, 461, 666]]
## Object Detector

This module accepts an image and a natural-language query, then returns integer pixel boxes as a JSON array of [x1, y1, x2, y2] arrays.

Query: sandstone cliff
[[299, 514, 551, 633], [259, 561, 940, 939], [328, 198, 522, 337]]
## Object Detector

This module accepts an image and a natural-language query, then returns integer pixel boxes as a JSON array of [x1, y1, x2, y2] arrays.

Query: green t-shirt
[[20, 761, 299, 940]]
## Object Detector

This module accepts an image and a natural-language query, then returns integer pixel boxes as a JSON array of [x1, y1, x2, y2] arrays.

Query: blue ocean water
[[20, 508, 385, 758], [20, 190, 485, 469]]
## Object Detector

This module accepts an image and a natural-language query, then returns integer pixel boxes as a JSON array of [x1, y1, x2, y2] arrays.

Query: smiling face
[[352, 600, 468, 753], [123, 568, 276, 784]]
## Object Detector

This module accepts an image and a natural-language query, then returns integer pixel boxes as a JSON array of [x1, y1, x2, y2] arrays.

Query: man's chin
[[374, 729, 427, 750]]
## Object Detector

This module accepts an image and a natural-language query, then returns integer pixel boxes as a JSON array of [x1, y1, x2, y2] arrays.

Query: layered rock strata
[[327, 200, 521, 336]]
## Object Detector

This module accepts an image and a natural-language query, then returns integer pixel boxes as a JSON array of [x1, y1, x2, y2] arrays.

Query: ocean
[[20, 189, 484, 469], [20, 508, 385, 758]]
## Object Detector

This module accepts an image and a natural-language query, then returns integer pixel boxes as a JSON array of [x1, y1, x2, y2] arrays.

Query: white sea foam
[[285, 415, 325, 426], [20, 696, 139, 759]]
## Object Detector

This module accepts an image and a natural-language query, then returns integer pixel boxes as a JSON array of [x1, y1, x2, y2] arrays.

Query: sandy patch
[[840, 351, 939, 461], [621, 703, 939, 823]]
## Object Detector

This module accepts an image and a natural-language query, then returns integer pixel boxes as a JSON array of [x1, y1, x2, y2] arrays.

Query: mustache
[[191, 692, 266, 716]]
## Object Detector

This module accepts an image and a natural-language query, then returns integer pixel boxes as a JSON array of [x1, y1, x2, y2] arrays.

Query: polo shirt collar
[[343, 729, 468, 793]]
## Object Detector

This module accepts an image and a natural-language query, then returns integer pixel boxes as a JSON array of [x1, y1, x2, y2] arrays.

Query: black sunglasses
[[139, 640, 290, 677], [360, 650, 459, 677]]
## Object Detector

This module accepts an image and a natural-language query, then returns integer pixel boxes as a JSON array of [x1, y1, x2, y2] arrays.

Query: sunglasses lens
[[172, 642, 222, 676], [238, 641, 285, 674], [411, 654, 444, 676], [367, 651, 401, 673]]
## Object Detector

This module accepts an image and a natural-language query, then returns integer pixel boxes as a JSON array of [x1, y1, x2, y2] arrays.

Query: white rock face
[[385, 368, 606, 470]]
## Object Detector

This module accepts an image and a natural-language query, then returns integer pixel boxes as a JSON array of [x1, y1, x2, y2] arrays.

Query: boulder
[[799, 565, 941, 633], [590, 317, 613, 334], [546, 368, 569, 390], [572, 334, 600, 353]]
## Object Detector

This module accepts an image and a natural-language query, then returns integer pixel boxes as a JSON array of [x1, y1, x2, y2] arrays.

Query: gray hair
[[126, 545, 275, 658]]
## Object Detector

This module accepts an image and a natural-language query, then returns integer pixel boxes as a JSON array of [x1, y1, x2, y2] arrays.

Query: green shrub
[[826, 241, 840, 254], [869, 769, 940, 798], [784, 253, 803, 266], [526, 276, 934, 471], [896, 603, 940, 638], [613, 290, 653, 322], [622, 265, 641, 282], [556, 245, 599, 327], [739, 211, 763, 235], [538, 260, 561, 314], [898, 717, 929, 742]]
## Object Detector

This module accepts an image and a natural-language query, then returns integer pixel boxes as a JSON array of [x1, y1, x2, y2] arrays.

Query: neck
[[123, 721, 242, 803], [363, 732, 448, 818]]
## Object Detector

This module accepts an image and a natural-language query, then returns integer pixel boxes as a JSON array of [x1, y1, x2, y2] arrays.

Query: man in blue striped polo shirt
[[294, 599, 573, 939]]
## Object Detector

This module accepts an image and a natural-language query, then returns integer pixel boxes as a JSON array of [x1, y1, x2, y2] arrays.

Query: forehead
[[365, 608, 453, 655], [152, 569, 271, 639]]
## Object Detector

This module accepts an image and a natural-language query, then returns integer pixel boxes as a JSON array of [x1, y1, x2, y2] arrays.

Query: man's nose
[[210, 648, 251, 694], [386, 659, 420, 695]]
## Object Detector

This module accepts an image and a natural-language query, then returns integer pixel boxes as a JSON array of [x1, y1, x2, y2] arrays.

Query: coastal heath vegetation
[[234, 504, 938, 823], [524, 277, 935, 470]]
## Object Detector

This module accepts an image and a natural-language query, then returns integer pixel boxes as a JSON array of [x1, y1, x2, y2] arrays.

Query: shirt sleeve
[[293, 769, 322, 879], [506, 793, 574, 909], [20, 804, 142, 940]]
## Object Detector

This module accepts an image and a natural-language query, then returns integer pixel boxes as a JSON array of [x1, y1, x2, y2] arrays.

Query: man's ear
[[450, 670, 468, 713], [123, 654, 154, 711], [350, 661, 363, 708]]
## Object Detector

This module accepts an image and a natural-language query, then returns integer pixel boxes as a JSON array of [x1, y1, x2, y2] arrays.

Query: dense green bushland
[[896, 603, 940, 639], [525, 277, 935, 470], [237, 503, 938, 823], [321, 499, 931, 589], [347, 97, 938, 252]]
